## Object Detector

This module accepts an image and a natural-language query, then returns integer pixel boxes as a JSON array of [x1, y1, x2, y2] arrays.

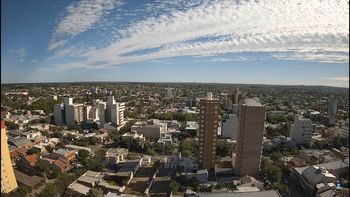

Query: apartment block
[[53, 103, 65, 125], [65, 103, 84, 126], [198, 92, 219, 170], [290, 114, 313, 146], [235, 98, 265, 177]]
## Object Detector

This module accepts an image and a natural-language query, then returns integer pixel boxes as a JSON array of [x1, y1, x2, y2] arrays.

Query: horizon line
[[1, 80, 349, 89]]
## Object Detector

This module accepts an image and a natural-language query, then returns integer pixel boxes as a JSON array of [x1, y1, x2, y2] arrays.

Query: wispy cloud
[[328, 77, 349, 81], [9, 48, 27, 62], [48, 0, 123, 50], [45, 0, 349, 71]]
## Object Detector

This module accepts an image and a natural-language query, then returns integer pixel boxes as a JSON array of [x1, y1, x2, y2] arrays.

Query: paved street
[[286, 175, 310, 197]]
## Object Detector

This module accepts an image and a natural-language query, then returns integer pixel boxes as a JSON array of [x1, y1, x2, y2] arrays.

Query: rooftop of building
[[9, 136, 31, 147], [14, 169, 44, 188], [197, 190, 280, 197], [303, 166, 336, 184], [68, 182, 91, 195], [54, 148, 74, 155], [105, 148, 129, 157], [244, 98, 262, 106]]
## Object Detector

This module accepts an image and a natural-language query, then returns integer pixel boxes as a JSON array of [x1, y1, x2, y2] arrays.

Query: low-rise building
[[300, 166, 336, 195], [157, 133, 172, 144], [68, 170, 126, 196], [65, 144, 92, 154], [48, 148, 76, 161], [131, 119, 167, 139], [104, 148, 129, 168], [164, 153, 198, 172], [185, 121, 199, 136], [8, 137, 33, 149], [121, 132, 145, 141]]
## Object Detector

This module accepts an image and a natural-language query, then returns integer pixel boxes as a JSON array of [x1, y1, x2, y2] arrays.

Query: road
[[286, 175, 311, 197]]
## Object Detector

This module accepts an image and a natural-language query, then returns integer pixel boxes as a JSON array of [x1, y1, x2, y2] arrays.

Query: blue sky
[[1, 0, 349, 87]]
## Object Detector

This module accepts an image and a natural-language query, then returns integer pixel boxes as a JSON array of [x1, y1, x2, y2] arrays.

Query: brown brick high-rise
[[198, 93, 219, 170], [234, 98, 265, 177]]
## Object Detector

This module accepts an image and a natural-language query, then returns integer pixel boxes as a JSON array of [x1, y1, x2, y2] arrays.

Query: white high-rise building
[[84, 105, 92, 121], [106, 96, 125, 126], [328, 98, 338, 116], [98, 102, 106, 128], [165, 88, 173, 98], [290, 114, 313, 146], [64, 97, 73, 105], [222, 114, 239, 139], [89, 107, 99, 121], [65, 104, 84, 126], [53, 104, 65, 125], [116, 102, 125, 125]]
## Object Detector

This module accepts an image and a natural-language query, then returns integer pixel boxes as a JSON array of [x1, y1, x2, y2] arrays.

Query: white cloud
[[328, 77, 349, 81], [17, 48, 27, 58], [48, 0, 123, 50], [46, 0, 349, 70]]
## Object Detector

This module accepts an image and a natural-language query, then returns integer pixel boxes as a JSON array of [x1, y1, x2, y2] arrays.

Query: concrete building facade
[[65, 103, 84, 126], [235, 98, 265, 177], [1, 120, 18, 193], [53, 104, 65, 125], [290, 114, 313, 146], [165, 88, 173, 98], [198, 92, 219, 170], [328, 98, 338, 116], [222, 114, 239, 139]]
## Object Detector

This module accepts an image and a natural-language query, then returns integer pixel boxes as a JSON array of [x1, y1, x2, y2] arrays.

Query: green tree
[[86, 187, 104, 197], [78, 149, 90, 160], [4, 121, 19, 130], [215, 183, 226, 190], [179, 140, 196, 156], [270, 152, 283, 162], [146, 148, 156, 156], [46, 146, 54, 153], [27, 147, 40, 155], [89, 136, 98, 145], [169, 180, 180, 193], [271, 183, 290, 196], [261, 159, 282, 184], [216, 141, 233, 157]]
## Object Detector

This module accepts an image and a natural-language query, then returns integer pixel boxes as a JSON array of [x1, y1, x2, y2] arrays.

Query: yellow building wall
[[1, 122, 18, 193]]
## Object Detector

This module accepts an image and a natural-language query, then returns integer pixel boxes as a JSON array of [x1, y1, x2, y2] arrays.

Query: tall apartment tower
[[328, 98, 338, 116], [65, 102, 84, 126], [198, 92, 219, 170], [235, 98, 265, 177], [107, 96, 126, 126], [165, 88, 173, 98], [1, 120, 18, 193], [53, 104, 65, 125], [83, 105, 92, 121], [98, 102, 107, 128], [290, 114, 313, 146]]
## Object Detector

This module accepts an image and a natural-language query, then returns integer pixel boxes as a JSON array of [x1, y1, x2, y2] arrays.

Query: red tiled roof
[[25, 154, 38, 166], [10, 147, 27, 158], [1, 120, 5, 129], [10, 150, 18, 158]]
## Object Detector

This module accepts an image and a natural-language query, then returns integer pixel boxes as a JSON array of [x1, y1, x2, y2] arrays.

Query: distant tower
[[53, 104, 65, 125], [198, 92, 219, 170], [235, 98, 265, 177], [1, 120, 18, 193], [290, 114, 313, 146], [328, 97, 338, 116], [165, 88, 173, 98]]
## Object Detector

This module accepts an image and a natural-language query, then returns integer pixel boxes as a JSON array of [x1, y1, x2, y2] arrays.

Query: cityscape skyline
[[2, 0, 349, 87]]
